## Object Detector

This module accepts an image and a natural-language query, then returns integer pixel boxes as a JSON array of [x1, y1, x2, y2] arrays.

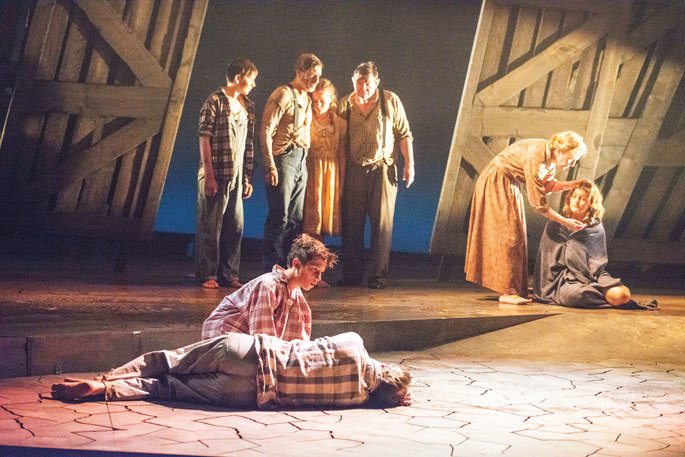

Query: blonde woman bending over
[[465, 131, 588, 305]]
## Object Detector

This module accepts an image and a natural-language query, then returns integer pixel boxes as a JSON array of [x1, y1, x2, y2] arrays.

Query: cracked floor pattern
[[1, 352, 684, 457]]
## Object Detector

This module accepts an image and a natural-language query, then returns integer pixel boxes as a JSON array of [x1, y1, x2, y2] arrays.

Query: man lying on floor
[[51, 332, 412, 409]]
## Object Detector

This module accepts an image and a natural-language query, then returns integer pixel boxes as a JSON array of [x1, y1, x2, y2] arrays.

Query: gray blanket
[[534, 221, 622, 308]]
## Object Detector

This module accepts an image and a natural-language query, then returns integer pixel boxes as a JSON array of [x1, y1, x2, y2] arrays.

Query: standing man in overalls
[[195, 58, 258, 289], [260, 53, 323, 271], [337, 62, 414, 289]]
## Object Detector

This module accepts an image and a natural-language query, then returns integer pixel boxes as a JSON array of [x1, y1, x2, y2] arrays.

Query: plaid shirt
[[201, 266, 311, 341], [255, 332, 382, 408], [198, 88, 255, 185]]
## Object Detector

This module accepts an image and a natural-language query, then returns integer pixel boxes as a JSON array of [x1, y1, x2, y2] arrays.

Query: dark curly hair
[[286, 234, 338, 268], [368, 364, 411, 408]]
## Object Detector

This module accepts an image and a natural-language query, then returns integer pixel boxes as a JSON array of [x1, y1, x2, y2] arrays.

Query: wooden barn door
[[432, 0, 685, 279], [0, 0, 208, 240]]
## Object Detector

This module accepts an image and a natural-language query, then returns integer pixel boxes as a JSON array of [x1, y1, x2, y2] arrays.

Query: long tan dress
[[303, 113, 346, 236], [464, 139, 557, 296]]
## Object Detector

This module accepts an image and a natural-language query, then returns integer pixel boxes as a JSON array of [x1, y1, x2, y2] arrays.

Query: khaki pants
[[103, 333, 258, 407], [341, 162, 398, 286]]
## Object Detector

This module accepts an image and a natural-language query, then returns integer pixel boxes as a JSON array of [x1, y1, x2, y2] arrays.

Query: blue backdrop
[[155, 0, 481, 253]]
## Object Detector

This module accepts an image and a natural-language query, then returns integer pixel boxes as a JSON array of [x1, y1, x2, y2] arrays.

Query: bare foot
[[499, 294, 532, 305], [51, 378, 106, 400], [201, 280, 219, 289], [315, 279, 330, 288]]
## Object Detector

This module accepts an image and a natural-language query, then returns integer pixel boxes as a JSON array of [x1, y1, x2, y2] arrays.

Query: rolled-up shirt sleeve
[[198, 96, 217, 137], [259, 88, 289, 170], [390, 93, 413, 141]]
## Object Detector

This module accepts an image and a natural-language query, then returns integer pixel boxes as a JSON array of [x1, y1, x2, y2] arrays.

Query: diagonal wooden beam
[[494, 0, 612, 13], [16, 81, 169, 118], [577, 3, 629, 181], [73, 0, 171, 88], [462, 134, 495, 173], [431, 0, 495, 256], [471, 106, 637, 145], [603, 27, 685, 241], [475, 11, 618, 106], [9, 117, 161, 204], [620, 3, 685, 64]]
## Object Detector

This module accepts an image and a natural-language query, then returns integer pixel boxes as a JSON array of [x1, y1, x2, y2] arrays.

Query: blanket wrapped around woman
[[534, 221, 622, 308]]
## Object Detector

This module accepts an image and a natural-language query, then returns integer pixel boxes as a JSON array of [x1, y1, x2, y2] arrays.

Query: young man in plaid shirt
[[52, 332, 413, 409], [195, 58, 258, 289], [201, 235, 337, 341]]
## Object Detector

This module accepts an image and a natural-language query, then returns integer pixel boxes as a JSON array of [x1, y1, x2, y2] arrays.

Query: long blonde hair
[[562, 181, 604, 226]]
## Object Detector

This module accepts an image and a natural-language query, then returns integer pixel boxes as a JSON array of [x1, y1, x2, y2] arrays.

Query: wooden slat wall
[[432, 0, 685, 274], [0, 0, 209, 240]]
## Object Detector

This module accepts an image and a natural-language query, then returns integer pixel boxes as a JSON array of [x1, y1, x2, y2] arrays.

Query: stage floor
[[1, 235, 684, 456], [1, 238, 684, 338]]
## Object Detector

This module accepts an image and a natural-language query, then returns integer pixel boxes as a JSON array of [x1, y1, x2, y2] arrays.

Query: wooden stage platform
[[1, 233, 683, 378]]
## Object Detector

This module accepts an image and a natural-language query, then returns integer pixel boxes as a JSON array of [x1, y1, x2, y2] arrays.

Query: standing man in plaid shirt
[[52, 332, 413, 409], [201, 235, 337, 341], [260, 53, 323, 272], [195, 58, 258, 289]]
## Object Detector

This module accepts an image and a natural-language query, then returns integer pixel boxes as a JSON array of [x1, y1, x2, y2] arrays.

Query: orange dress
[[464, 139, 557, 296], [303, 113, 346, 236]]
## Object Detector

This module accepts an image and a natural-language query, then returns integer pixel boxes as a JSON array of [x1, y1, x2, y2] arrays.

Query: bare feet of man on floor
[[51, 378, 105, 400], [201, 280, 219, 289]]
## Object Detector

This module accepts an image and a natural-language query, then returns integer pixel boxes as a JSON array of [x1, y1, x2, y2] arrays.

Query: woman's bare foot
[[51, 378, 106, 400], [201, 279, 219, 289], [315, 279, 330, 288], [499, 294, 532, 305]]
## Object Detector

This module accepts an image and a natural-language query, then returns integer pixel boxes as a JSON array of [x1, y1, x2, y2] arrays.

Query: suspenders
[[288, 85, 300, 132], [287, 84, 310, 151], [345, 89, 388, 160]]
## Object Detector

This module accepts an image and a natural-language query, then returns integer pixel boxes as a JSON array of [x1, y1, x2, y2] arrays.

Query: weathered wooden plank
[[603, 27, 685, 241], [569, 41, 599, 110], [577, 6, 627, 181], [544, 10, 584, 109], [620, 3, 684, 65], [10, 117, 161, 205], [462, 135, 495, 174], [74, 0, 141, 216], [650, 172, 685, 241], [31, 0, 71, 182], [471, 106, 636, 144], [434, 161, 475, 252], [55, 0, 125, 213], [646, 135, 685, 167], [502, 5, 539, 107], [18, 82, 169, 118], [608, 239, 685, 264], [0, 0, 57, 190], [610, 47, 650, 117], [487, 136, 511, 157], [73, 0, 171, 88], [139, 0, 209, 237], [594, 145, 625, 178], [478, 3, 512, 87], [432, 0, 495, 256], [495, 0, 612, 13], [108, 0, 160, 218], [116, 0, 177, 218], [476, 11, 617, 107], [522, 8, 563, 108], [623, 167, 676, 239]]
